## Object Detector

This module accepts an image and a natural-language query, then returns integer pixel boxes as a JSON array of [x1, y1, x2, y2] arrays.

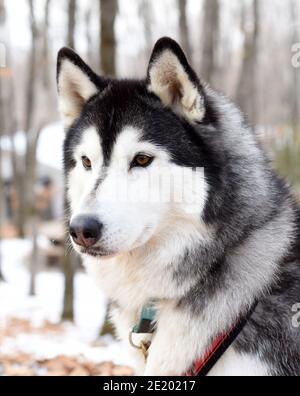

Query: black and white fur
[[57, 37, 300, 376]]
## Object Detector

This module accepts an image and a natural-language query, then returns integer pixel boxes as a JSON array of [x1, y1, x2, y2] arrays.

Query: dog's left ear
[[147, 37, 205, 123], [57, 48, 107, 129]]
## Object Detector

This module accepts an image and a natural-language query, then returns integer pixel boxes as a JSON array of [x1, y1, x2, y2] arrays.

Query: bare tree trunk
[[67, 0, 76, 49], [0, 0, 5, 280], [290, 0, 300, 129], [29, 214, 38, 295], [85, 6, 93, 64], [62, 0, 79, 321], [25, 0, 38, 134], [26, 124, 43, 296], [97, 0, 118, 336], [7, 89, 19, 230], [24, 0, 47, 295], [0, 140, 4, 281], [62, 241, 77, 320], [0, 142, 4, 280], [201, 0, 220, 84], [42, 0, 51, 88], [139, 0, 152, 53], [14, 0, 39, 239], [0, 0, 19, 236], [0, 0, 4, 19], [100, 0, 118, 76], [24, 0, 38, 237], [236, 0, 260, 124], [178, 0, 191, 60], [0, 0, 20, 238], [0, 105, 4, 282]]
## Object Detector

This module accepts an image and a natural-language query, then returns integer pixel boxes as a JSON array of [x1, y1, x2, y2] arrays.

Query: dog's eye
[[81, 156, 92, 170], [131, 154, 154, 168]]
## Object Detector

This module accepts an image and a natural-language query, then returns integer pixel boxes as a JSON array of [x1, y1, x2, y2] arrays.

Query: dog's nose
[[69, 216, 102, 248]]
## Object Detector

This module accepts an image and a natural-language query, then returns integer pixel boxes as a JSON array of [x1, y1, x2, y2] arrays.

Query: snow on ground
[[0, 239, 134, 371]]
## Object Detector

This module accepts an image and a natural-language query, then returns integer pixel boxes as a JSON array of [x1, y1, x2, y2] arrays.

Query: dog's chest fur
[[84, 253, 274, 376], [84, 247, 189, 311]]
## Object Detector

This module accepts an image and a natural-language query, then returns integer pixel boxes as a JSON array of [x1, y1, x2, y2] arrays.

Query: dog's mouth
[[80, 247, 116, 258]]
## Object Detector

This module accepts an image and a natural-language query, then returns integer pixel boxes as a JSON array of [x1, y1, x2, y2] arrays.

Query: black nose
[[69, 216, 102, 248]]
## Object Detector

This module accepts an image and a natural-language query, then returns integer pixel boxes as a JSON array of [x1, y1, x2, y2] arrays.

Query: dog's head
[[57, 38, 217, 258]]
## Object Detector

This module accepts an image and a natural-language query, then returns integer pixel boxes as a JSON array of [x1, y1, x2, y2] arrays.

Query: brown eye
[[132, 154, 154, 168], [81, 156, 92, 170]]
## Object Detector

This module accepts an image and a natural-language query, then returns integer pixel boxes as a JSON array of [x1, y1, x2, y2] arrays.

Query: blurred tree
[[236, 0, 260, 124], [139, 0, 152, 54], [25, 0, 38, 136], [178, 0, 191, 60], [0, 150, 3, 281], [15, 0, 40, 239], [98, 0, 118, 336], [100, 0, 118, 76], [61, 0, 79, 321], [0, 0, 5, 138], [0, 171, 3, 281], [201, 0, 220, 84], [26, 0, 40, 296], [0, 0, 19, 236], [85, 5, 93, 64], [42, 0, 51, 88], [15, 0, 56, 294], [290, 0, 300, 129], [84, 1, 99, 70], [0, 0, 5, 282], [62, 234, 76, 321], [0, 0, 4, 36], [67, 0, 76, 50]]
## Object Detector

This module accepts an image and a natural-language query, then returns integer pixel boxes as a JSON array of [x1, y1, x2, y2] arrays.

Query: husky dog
[[57, 37, 300, 376]]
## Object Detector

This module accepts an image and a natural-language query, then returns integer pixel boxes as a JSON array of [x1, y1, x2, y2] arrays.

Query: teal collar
[[132, 301, 157, 334]]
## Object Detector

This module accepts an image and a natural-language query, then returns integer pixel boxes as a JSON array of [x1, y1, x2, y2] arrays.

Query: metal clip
[[129, 331, 151, 361]]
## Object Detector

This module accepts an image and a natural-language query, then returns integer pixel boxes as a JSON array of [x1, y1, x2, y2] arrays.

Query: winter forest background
[[0, 0, 300, 376]]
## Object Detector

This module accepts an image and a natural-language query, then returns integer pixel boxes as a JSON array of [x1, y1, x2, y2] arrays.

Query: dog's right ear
[[57, 48, 106, 128], [147, 37, 206, 123]]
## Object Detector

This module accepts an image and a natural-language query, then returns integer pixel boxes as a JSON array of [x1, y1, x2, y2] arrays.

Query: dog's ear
[[57, 48, 106, 128], [147, 37, 205, 123]]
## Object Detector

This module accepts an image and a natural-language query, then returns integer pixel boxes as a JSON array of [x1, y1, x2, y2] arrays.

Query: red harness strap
[[186, 333, 229, 376], [186, 302, 258, 376]]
